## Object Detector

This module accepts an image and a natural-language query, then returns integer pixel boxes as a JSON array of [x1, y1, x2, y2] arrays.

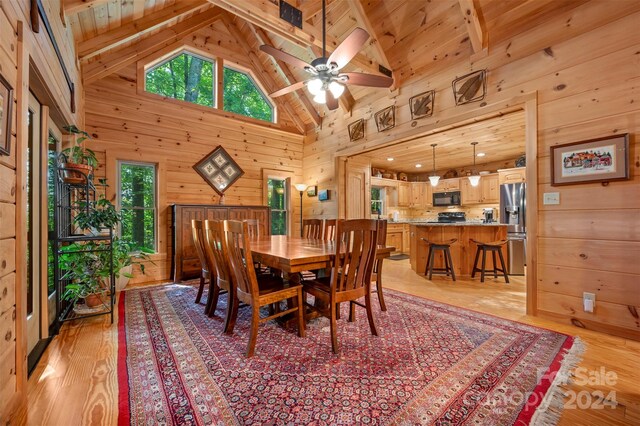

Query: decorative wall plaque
[[348, 118, 365, 142], [409, 90, 435, 120], [452, 70, 486, 105], [193, 145, 244, 195], [375, 105, 395, 132]]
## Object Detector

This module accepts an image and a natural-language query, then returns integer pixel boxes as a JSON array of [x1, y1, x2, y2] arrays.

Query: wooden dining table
[[250, 235, 395, 279]]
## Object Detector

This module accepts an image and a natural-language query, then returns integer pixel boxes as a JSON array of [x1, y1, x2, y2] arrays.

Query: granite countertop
[[389, 220, 506, 226]]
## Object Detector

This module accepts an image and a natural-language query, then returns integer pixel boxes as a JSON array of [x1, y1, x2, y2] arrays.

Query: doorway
[[26, 92, 60, 372]]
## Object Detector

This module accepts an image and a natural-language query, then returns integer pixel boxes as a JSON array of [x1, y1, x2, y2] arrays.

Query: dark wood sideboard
[[171, 204, 271, 281]]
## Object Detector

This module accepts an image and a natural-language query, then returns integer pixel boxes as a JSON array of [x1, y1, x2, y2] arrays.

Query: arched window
[[223, 66, 274, 122], [145, 51, 214, 107]]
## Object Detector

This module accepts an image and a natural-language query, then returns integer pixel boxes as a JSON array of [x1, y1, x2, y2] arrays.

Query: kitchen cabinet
[[433, 178, 460, 193], [498, 167, 526, 185], [481, 174, 500, 203], [387, 223, 405, 253], [398, 182, 410, 207], [461, 174, 499, 204], [420, 182, 432, 207], [371, 177, 399, 188], [402, 224, 410, 254], [410, 183, 423, 207]]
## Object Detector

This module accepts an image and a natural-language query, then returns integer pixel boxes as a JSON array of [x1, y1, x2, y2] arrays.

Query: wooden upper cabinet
[[422, 183, 433, 207], [498, 167, 526, 185], [398, 182, 410, 207], [481, 174, 500, 203], [461, 178, 482, 204], [410, 182, 423, 207], [461, 174, 499, 204], [433, 178, 460, 193]]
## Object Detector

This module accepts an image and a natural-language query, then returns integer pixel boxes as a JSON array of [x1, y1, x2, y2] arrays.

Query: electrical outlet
[[543, 192, 560, 205], [583, 292, 596, 313]]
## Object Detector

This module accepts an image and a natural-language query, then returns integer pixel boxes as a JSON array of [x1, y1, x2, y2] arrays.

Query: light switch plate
[[543, 192, 560, 205], [583, 292, 596, 313]]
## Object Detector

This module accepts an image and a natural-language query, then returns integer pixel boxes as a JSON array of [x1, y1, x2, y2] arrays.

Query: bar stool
[[470, 239, 509, 283], [420, 238, 457, 281]]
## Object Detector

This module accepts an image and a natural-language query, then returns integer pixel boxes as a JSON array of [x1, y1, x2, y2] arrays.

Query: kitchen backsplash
[[386, 204, 500, 222]]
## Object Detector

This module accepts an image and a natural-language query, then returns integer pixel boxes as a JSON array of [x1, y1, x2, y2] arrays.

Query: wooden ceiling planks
[[368, 110, 526, 173]]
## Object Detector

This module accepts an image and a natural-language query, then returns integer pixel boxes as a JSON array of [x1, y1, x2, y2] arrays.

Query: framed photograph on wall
[[550, 134, 629, 186], [193, 145, 245, 195], [306, 185, 317, 197], [318, 189, 330, 201], [0, 72, 14, 156]]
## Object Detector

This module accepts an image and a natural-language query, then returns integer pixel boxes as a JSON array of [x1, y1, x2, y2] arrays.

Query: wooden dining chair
[[302, 219, 323, 239], [191, 219, 211, 307], [225, 220, 306, 357], [323, 219, 337, 241], [371, 219, 388, 311], [203, 220, 234, 331], [302, 219, 379, 354], [245, 219, 261, 238]]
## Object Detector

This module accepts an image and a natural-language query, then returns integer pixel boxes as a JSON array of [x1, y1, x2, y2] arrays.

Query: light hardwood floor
[[21, 260, 640, 425]]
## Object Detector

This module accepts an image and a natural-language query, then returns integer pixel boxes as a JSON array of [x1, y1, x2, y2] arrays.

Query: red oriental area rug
[[117, 284, 583, 425]]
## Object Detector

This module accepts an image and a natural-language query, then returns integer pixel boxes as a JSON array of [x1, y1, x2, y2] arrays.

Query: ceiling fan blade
[[341, 72, 394, 88], [269, 80, 307, 98], [259, 45, 312, 70], [327, 27, 369, 70], [326, 90, 339, 111]]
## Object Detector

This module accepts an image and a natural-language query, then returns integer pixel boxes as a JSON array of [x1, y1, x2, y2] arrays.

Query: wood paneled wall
[[0, 0, 83, 421], [303, 2, 640, 340], [85, 34, 305, 283]]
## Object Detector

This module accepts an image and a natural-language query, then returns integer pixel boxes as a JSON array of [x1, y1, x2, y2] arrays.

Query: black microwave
[[433, 191, 461, 206]]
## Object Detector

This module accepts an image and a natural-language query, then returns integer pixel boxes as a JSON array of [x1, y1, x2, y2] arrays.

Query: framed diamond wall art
[[409, 90, 435, 120], [375, 105, 395, 132], [348, 118, 365, 142], [452, 69, 486, 106], [193, 145, 244, 195]]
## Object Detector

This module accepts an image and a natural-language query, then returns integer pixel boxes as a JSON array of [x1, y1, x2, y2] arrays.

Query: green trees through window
[[267, 178, 287, 235], [223, 67, 273, 122], [144, 50, 274, 122], [145, 52, 214, 107], [119, 163, 157, 252]]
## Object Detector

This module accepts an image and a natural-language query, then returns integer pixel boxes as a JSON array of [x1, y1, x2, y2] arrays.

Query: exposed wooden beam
[[251, 25, 321, 127], [298, 0, 338, 25], [347, 0, 395, 88], [63, 0, 109, 15], [207, 0, 383, 76], [83, 8, 221, 85], [78, 0, 209, 62], [458, 0, 486, 52], [220, 14, 307, 134]]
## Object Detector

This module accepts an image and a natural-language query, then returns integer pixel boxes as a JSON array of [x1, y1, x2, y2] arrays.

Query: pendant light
[[468, 142, 481, 187], [429, 143, 440, 186]]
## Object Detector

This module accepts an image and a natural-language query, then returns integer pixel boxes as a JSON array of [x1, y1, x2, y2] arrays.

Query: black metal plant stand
[[52, 154, 115, 333]]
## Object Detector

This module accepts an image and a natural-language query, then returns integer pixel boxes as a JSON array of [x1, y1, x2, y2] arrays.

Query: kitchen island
[[409, 223, 508, 278]]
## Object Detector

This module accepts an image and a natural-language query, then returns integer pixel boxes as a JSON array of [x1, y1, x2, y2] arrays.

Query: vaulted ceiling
[[65, 0, 586, 139]]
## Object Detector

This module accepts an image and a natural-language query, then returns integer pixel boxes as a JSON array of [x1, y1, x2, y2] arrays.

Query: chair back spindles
[[245, 219, 261, 238], [204, 220, 232, 290], [191, 219, 209, 274], [225, 220, 259, 298], [302, 219, 323, 239], [323, 219, 337, 241], [332, 219, 378, 294]]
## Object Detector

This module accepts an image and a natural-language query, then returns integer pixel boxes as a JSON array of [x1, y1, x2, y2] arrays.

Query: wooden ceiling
[[368, 110, 526, 173], [65, 0, 588, 131]]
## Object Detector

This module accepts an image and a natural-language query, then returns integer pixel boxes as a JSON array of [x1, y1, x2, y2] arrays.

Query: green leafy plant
[[62, 125, 98, 168], [113, 238, 155, 278], [74, 197, 122, 232], [59, 242, 110, 302]]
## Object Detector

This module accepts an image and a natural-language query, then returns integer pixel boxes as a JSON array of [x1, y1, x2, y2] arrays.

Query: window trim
[[117, 160, 159, 253], [262, 168, 294, 236]]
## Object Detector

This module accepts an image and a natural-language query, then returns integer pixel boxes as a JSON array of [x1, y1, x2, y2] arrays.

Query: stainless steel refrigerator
[[500, 183, 526, 275]]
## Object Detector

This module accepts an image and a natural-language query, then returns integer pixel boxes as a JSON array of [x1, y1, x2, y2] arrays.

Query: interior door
[[46, 124, 62, 328], [345, 157, 371, 219]]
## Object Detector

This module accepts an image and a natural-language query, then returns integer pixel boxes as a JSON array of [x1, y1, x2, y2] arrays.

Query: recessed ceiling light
[[477, 152, 486, 157], [387, 157, 394, 161], [415, 164, 422, 168]]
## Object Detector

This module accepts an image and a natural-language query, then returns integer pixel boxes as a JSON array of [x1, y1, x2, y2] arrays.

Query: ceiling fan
[[259, 0, 394, 110]]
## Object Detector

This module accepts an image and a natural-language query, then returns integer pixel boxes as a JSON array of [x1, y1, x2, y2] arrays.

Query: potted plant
[[61, 125, 98, 184], [59, 242, 111, 308], [74, 196, 122, 236], [112, 238, 155, 291]]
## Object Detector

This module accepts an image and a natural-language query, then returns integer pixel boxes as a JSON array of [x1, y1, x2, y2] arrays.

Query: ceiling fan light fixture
[[307, 78, 323, 95], [313, 90, 327, 104], [328, 81, 345, 98]]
